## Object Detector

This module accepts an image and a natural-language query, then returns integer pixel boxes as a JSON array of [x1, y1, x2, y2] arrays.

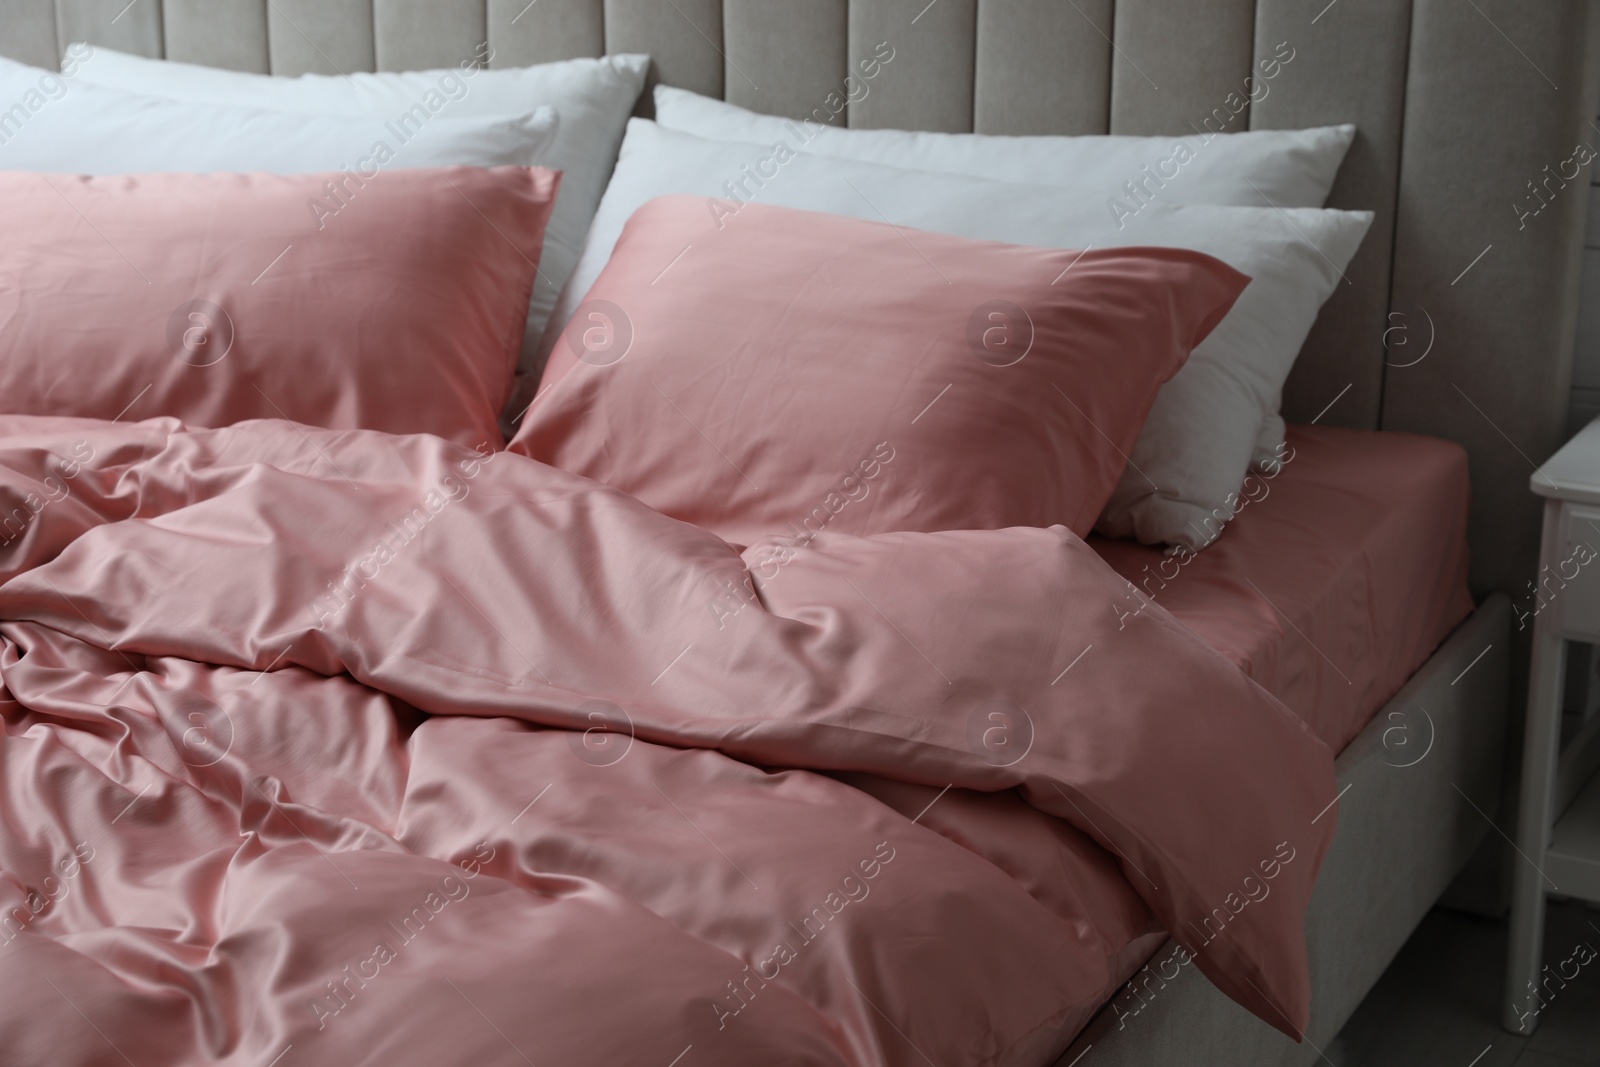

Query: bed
[[0, 2, 1593, 1065], [1075, 424, 1504, 1063]]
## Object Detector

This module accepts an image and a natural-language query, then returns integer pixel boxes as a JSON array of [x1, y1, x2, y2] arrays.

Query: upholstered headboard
[[2, 0, 1596, 599]]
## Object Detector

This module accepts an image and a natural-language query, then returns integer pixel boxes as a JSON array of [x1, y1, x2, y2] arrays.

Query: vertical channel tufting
[[164, 0, 269, 72], [267, 0, 375, 75], [0, 0, 58, 66], [974, 0, 1111, 135], [1386, 0, 1594, 597], [1253, 0, 1410, 433], [1109, 0, 1255, 136], [848, 0, 976, 132], [722, 0, 847, 123], [604, 0, 724, 113], [0, 0, 1584, 610], [374, 0, 486, 71], [488, 0, 603, 67], [55, 0, 163, 58]]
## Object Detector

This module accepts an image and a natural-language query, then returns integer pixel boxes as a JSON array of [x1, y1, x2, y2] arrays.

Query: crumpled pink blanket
[[0, 417, 1336, 1067]]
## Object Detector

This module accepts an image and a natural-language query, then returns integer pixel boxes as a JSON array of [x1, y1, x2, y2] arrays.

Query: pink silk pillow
[[512, 196, 1247, 544], [0, 167, 558, 447]]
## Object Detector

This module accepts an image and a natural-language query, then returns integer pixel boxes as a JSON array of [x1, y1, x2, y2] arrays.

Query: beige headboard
[[2, 0, 1596, 599]]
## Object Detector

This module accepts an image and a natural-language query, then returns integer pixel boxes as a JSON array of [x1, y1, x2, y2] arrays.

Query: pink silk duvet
[[0, 416, 1336, 1066]]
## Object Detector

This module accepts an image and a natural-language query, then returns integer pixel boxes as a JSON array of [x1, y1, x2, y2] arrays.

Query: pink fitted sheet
[[1091, 424, 1475, 753]]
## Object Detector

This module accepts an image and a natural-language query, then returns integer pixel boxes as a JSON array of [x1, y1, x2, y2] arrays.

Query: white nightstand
[[1504, 416, 1600, 1034]]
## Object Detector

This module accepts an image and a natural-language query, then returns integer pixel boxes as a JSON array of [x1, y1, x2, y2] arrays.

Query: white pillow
[[0, 53, 557, 176], [69, 44, 649, 386], [654, 84, 1356, 465], [553, 121, 1371, 550], [653, 85, 1354, 211]]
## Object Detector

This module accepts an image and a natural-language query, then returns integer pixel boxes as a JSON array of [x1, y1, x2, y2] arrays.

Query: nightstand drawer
[[1554, 503, 1600, 637]]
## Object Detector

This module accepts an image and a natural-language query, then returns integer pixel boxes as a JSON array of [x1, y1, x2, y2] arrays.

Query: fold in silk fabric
[[0, 416, 1335, 1066]]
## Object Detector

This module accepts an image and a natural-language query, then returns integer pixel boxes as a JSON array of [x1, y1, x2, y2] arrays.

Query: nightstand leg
[[1504, 625, 1566, 1034]]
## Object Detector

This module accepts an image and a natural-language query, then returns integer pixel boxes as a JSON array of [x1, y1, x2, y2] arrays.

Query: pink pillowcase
[[512, 196, 1247, 544], [0, 167, 558, 447]]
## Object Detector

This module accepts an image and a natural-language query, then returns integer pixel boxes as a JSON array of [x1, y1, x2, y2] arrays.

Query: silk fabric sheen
[[0, 416, 1334, 1064], [1095, 425, 1474, 751], [514, 196, 1247, 545], [0, 167, 557, 446]]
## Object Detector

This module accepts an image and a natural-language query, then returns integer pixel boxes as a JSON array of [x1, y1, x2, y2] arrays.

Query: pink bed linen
[[0, 415, 1336, 1066], [0, 168, 557, 447], [1091, 424, 1474, 752], [515, 196, 1247, 544]]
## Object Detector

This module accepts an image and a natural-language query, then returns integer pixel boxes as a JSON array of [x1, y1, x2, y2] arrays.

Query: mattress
[[848, 427, 1477, 1065], [1091, 424, 1475, 752], [844, 426, 1476, 1019]]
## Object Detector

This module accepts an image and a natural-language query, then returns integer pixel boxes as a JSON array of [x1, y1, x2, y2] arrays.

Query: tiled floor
[[1333, 898, 1600, 1065]]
